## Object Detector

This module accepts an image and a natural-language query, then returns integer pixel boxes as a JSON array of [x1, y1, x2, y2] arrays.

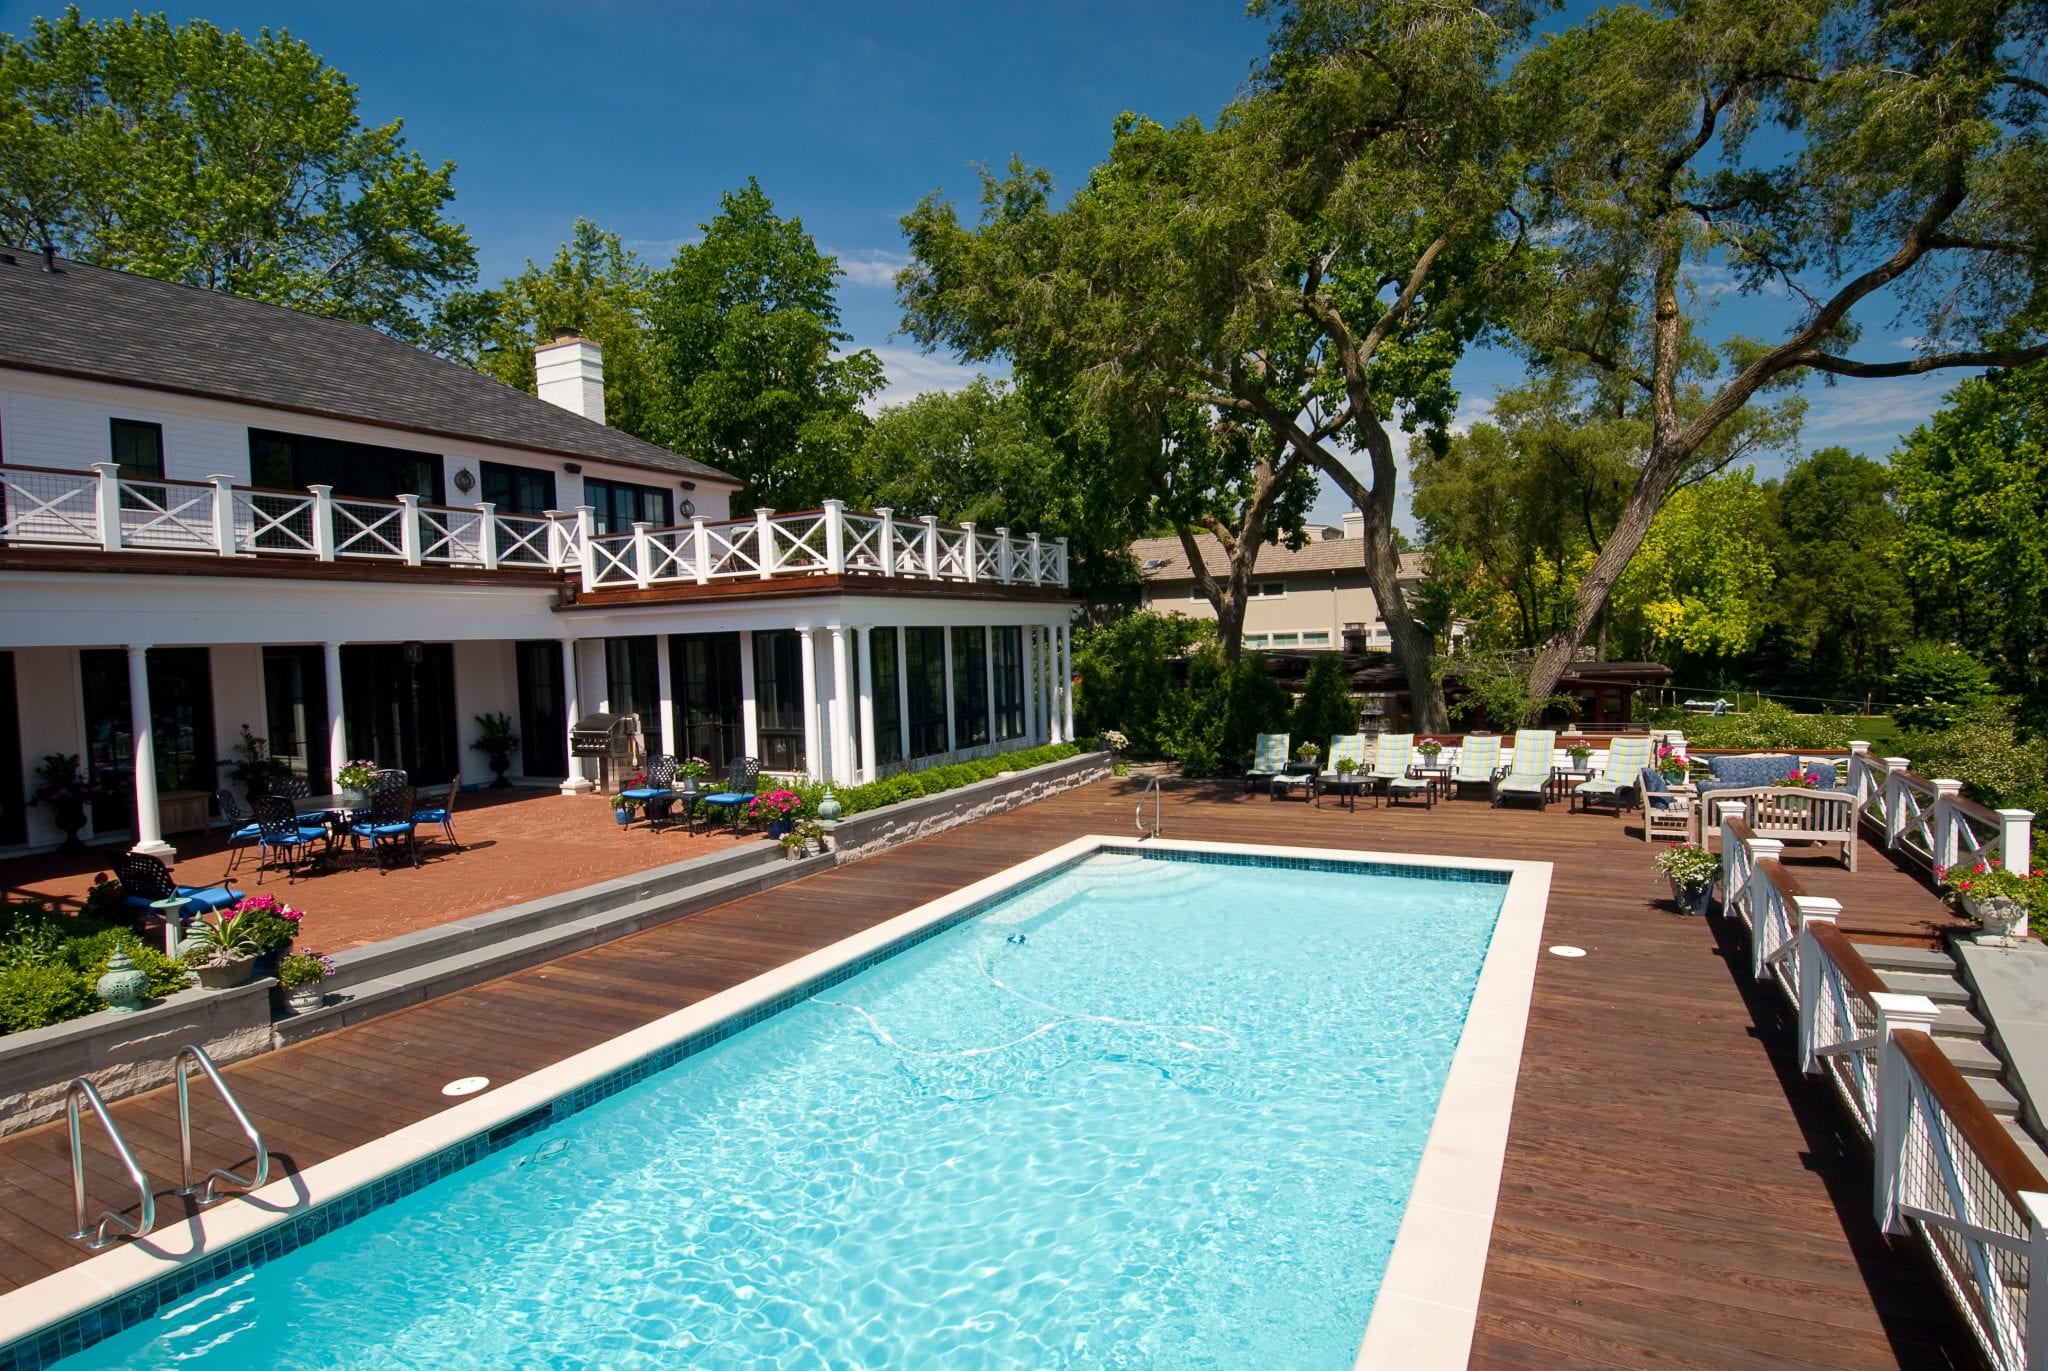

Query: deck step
[[1876, 970, 1973, 1006], [1929, 1003, 1989, 1040], [1852, 943, 1956, 974], [1973, 1076, 2023, 1120], [1935, 1037, 2007, 1079]]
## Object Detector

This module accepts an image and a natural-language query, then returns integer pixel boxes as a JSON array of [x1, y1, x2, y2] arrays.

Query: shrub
[[0, 902, 189, 1034], [1902, 699, 2048, 813], [62, 930, 190, 999], [1292, 656, 1357, 752], [0, 963, 93, 1035], [1890, 642, 1995, 732], [1653, 699, 1860, 751], [1073, 612, 1213, 756]]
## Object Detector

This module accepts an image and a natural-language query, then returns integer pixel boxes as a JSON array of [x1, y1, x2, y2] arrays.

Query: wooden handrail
[[1894, 1030, 2048, 1209], [1726, 817, 1756, 844], [1808, 922, 1891, 1001], [1951, 793, 2004, 827], [0, 461, 96, 478]]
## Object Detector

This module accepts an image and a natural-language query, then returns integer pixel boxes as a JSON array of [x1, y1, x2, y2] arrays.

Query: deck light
[[1547, 946, 1587, 958], [442, 1076, 490, 1096]]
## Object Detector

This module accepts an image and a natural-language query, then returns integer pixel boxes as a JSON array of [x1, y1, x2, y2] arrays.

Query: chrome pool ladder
[[1136, 775, 1162, 840], [175, 1044, 269, 1206], [66, 1078, 154, 1250]]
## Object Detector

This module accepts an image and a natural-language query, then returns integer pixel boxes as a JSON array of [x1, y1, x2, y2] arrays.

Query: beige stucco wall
[[1140, 575, 1389, 645]]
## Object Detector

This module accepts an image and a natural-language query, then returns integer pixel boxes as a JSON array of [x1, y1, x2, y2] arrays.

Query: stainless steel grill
[[570, 713, 640, 790]]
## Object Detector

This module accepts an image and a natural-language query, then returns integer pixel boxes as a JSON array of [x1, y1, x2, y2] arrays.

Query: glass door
[[516, 641, 568, 778]]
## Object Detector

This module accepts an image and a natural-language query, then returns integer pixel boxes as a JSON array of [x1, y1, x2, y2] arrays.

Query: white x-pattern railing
[[1843, 741, 2034, 878], [0, 464, 1072, 591]]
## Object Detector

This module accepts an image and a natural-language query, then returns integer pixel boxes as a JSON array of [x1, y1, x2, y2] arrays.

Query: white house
[[0, 248, 1076, 856]]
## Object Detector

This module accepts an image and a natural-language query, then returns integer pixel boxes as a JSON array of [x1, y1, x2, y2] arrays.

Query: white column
[[895, 625, 913, 762], [830, 624, 854, 785], [322, 641, 347, 784], [655, 632, 677, 758], [1060, 622, 1074, 742], [799, 626, 821, 780], [1044, 623, 1063, 744], [942, 625, 958, 754], [983, 625, 998, 749], [1873, 991, 1943, 1234], [856, 625, 877, 783], [125, 645, 172, 856], [739, 629, 761, 762], [1022, 626, 1039, 745], [559, 638, 594, 793]]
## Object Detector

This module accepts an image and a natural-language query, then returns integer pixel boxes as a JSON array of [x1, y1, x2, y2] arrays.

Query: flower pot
[[1668, 875, 1715, 916], [784, 845, 805, 863], [194, 958, 255, 990], [767, 819, 793, 840], [285, 983, 325, 1013], [614, 808, 632, 827], [489, 754, 513, 789], [1964, 893, 2030, 945], [51, 798, 88, 854]]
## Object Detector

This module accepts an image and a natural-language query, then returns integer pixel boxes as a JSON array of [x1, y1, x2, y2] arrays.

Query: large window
[[604, 636, 660, 752], [672, 632, 742, 771], [110, 418, 165, 510], [584, 478, 672, 536], [249, 427, 444, 503], [992, 627, 1025, 741], [80, 647, 217, 834], [262, 646, 331, 789], [479, 461, 555, 515], [340, 643, 458, 782], [951, 627, 989, 748], [752, 630, 806, 773], [872, 629, 903, 765], [904, 627, 947, 758]]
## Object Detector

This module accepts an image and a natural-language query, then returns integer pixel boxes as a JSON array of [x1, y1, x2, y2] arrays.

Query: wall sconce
[[679, 499, 695, 518], [679, 480, 696, 491], [452, 467, 476, 495], [402, 641, 425, 667], [564, 462, 582, 474]]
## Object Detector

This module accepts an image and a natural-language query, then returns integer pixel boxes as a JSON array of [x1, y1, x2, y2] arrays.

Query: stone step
[[1930, 1003, 1989, 1040], [1973, 1075, 2023, 1120], [2006, 1121, 2048, 1176], [1877, 970, 1973, 1006], [1852, 943, 1956, 974], [1936, 1037, 2007, 1080]]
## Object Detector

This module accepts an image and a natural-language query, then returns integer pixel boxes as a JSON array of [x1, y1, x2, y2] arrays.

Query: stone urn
[[286, 983, 325, 1013], [95, 947, 149, 1014], [1966, 893, 2030, 946], [50, 797, 89, 854]]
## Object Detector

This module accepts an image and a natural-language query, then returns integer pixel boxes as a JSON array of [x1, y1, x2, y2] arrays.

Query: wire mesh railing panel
[[117, 478, 215, 550], [236, 491, 316, 554], [586, 534, 636, 586], [494, 513, 554, 567], [646, 528, 692, 582], [332, 499, 405, 559], [0, 467, 100, 544], [703, 523, 762, 579], [843, 514, 884, 571], [418, 507, 485, 565]]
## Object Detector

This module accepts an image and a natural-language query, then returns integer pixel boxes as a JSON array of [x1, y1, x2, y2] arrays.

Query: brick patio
[[0, 788, 760, 951]]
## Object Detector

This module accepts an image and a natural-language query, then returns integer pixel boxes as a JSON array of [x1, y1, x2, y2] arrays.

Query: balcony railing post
[[576, 505, 598, 593], [477, 502, 498, 571], [1872, 991, 1942, 1234], [1847, 740, 1871, 804], [1884, 757, 1912, 850], [823, 499, 846, 575], [1792, 895, 1842, 1074], [1717, 800, 1747, 916], [1744, 837, 1784, 979], [544, 509, 567, 571], [922, 515, 940, 580], [631, 521, 653, 589], [961, 522, 978, 583], [755, 507, 776, 579], [1998, 809, 2034, 875], [692, 517, 711, 584], [2024, 1193, 2048, 1370], [1931, 779, 1964, 869], [207, 474, 239, 556], [995, 527, 1014, 583], [92, 462, 122, 551], [1026, 533, 1044, 587], [398, 494, 423, 566], [310, 485, 336, 561], [1056, 536, 1070, 588], [876, 508, 896, 577]]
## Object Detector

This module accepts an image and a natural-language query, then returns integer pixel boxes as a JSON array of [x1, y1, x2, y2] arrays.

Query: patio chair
[[112, 852, 239, 945], [1367, 734, 1432, 807], [275, 773, 311, 801], [620, 755, 679, 829], [1640, 768, 1695, 844], [350, 784, 420, 873], [1447, 736, 1501, 799], [1245, 733, 1290, 792], [369, 768, 409, 792], [699, 757, 763, 833], [1317, 734, 1369, 810], [251, 795, 331, 885], [214, 788, 261, 875], [1492, 730, 1558, 809], [412, 775, 463, 854], [1571, 735, 1655, 816]]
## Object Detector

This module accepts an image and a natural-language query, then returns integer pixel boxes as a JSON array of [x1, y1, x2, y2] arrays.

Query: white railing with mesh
[[0, 464, 103, 545], [1843, 742, 2034, 879], [417, 504, 486, 566], [1799, 926, 1883, 1142], [331, 497, 406, 560], [116, 477, 216, 551], [234, 488, 317, 556]]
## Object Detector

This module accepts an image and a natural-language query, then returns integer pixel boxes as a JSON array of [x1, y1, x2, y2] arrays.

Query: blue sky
[[4, 2, 1973, 526]]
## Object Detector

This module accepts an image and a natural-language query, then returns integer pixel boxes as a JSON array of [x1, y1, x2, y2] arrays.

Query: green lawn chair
[[1319, 734, 1369, 810], [1447, 735, 1502, 799], [1368, 733, 1434, 807], [1570, 735, 1655, 815], [1245, 732, 1290, 792], [1492, 730, 1558, 809]]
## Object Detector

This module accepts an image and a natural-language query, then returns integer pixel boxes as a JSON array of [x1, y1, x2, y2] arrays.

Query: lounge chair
[[1447, 736, 1501, 800], [1492, 730, 1558, 809], [1317, 734, 1369, 810], [1570, 735, 1655, 815], [1245, 733, 1290, 793], [1367, 734, 1433, 807]]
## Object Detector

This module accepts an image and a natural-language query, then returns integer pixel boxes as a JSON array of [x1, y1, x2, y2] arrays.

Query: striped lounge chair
[[1367, 734, 1433, 807], [1570, 735, 1655, 816], [1318, 734, 1370, 809], [1492, 730, 1558, 809], [1447, 735, 1501, 800], [1246, 733, 1290, 793]]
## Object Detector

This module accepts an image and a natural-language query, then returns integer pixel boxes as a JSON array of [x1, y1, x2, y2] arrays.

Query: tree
[[647, 179, 882, 512], [1511, 0, 2048, 705], [1765, 447, 1912, 700], [459, 220, 664, 441], [1606, 470, 1779, 665], [0, 8, 474, 341], [1291, 655, 1357, 750]]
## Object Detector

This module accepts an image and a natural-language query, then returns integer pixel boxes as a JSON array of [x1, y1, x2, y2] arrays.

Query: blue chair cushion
[[227, 823, 261, 841], [124, 885, 238, 918], [413, 807, 449, 823], [1639, 768, 1676, 809], [351, 821, 415, 838], [619, 787, 672, 802], [1699, 753, 1844, 800], [700, 791, 749, 806]]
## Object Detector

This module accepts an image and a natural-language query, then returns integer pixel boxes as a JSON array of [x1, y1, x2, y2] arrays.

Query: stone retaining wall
[[828, 750, 1111, 862]]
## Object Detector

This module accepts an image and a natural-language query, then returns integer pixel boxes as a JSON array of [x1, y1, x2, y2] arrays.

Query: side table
[[1549, 766, 1593, 805]]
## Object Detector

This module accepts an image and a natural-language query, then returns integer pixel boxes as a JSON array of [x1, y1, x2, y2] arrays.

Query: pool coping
[[0, 834, 1548, 1369]]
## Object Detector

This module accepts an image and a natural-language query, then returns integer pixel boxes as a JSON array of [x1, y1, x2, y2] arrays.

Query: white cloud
[[834, 249, 910, 289], [1799, 371, 1961, 452], [859, 346, 991, 415]]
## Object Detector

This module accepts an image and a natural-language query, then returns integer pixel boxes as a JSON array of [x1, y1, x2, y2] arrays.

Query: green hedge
[[1648, 700, 1862, 751], [777, 742, 1089, 821], [0, 901, 190, 1036]]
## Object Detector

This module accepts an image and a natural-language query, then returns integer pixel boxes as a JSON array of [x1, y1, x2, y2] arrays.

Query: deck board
[[0, 780, 1978, 1367]]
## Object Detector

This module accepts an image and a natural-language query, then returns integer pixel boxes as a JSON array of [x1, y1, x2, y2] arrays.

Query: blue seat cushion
[[1699, 753, 1844, 799], [351, 821, 415, 838], [227, 823, 261, 841], [700, 791, 750, 806], [413, 807, 449, 823], [1640, 768, 1677, 809], [125, 885, 237, 917], [619, 787, 672, 801]]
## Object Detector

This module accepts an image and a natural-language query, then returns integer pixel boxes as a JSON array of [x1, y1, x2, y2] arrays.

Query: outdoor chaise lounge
[[1317, 734, 1369, 809], [1570, 735, 1655, 815], [1447, 735, 1501, 799], [1246, 733, 1290, 792], [1367, 733, 1433, 807], [1492, 730, 1557, 808]]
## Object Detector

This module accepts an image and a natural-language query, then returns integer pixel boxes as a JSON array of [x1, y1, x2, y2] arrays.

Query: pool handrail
[[66, 1077, 155, 1250]]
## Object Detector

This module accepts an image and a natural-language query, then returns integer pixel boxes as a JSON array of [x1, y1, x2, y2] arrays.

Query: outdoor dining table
[[292, 792, 365, 869]]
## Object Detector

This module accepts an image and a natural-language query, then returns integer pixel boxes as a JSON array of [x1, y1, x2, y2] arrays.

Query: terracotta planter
[[193, 958, 255, 990]]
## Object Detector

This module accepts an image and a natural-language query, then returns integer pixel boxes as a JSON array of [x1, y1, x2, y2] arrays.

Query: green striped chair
[[1448, 735, 1502, 799], [1318, 734, 1370, 809], [1245, 732, 1290, 792], [1492, 730, 1558, 809], [1368, 733, 1434, 807], [1570, 735, 1655, 815]]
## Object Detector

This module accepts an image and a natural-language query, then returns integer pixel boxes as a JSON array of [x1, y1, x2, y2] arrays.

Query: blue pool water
[[56, 850, 1505, 1369]]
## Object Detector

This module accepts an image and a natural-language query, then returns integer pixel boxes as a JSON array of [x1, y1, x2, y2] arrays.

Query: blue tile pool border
[[0, 843, 1506, 1370]]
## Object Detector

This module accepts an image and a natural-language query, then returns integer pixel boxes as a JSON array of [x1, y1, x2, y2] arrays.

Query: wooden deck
[[0, 781, 1978, 1367]]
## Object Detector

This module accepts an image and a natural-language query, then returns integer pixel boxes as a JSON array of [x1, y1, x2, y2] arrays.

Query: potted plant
[[748, 788, 803, 838], [181, 907, 265, 989], [228, 892, 304, 976], [1294, 741, 1322, 771], [1568, 740, 1594, 768], [1655, 742, 1691, 781], [217, 724, 294, 801], [335, 759, 379, 804], [1938, 861, 2041, 944], [277, 949, 336, 1013], [1334, 756, 1359, 777], [470, 712, 521, 788], [1417, 737, 1444, 763], [30, 753, 108, 853], [781, 819, 825, 862], [1655, 844, 1720, 915]]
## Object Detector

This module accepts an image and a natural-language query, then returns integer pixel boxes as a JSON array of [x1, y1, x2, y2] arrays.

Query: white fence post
[[876, 508, 896, 577], [544, 509, 568, 571], [755, 508, 776, 579], [1744, 838, 1785, 980], [477, 502, 499, 571], [1931, 779, 1965, 869], [1997, 809, 2034, 876], [692, 517, 711, 584], [922, 515, 941, 580], [1027, 532, 1044, 587], [1847, 740, 1871, 804], [823, 499, 846, 575], [995, 527, 1014, 583], [1718, 801, 1747, 917], [1885, 758, 1912, 850], [1872, 991, 1942, 1234], [310, 485, 336, 561], [398, 494, 423, 566], [576, 506, 598, 593], [2025, 1194, 2048, 1370], [1793, 895, 1842, 1074], [1056, 535, 1070, 587], [208, 474, 238, 556], [631, 521, 653, 589], [92, 463, 122, 551], [961, 522, 979, 582]]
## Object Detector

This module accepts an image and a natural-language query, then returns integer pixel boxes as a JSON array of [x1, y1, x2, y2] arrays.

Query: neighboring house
[[0, 249, 1076, 856], [1132, 512, 1443, 652]]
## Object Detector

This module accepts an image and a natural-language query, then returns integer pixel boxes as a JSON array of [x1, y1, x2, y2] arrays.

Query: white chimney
[[1341, 508, 1364, 540], [534, 330, 606, 425]]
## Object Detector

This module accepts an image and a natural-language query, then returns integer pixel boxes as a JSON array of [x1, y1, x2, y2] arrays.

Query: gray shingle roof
[[0, 249, 735, 484], [1132, 533, 1426, 582]]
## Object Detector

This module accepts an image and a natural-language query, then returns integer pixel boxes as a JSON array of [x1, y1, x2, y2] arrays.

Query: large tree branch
[[1801, 343, 2048, 378]]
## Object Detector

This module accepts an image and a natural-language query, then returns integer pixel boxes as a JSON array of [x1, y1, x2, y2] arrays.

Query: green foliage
[[778, 744, 1085, 822], [1171, 648, 1291, 777], [0, 901, 189, 1034], [1902, 701, 2048, 815], [1651, 700, 1859, 751], [0, 964, 91, 1036], [648, 179, 882, 511], [1764, 449, 1912, 699], [1609, 472, 1779, 662], [1889, 643, 1995, 732], [1291, 656, 1357, 751], [1073, 612, 1215, 756], [0, 7, 475, 342], [1444, 651, 1570, 730]]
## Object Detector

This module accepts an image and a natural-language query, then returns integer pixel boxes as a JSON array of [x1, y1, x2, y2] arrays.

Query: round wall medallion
[[452, 467, 476, 494], [678, 498, 695, 518]]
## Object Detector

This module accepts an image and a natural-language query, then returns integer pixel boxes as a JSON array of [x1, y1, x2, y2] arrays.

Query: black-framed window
[[249, 427, 444, 504], [604, 636, 660, 752], [673, 632, 742, 771], [262, 646, 331, 790], [951, 627, 989, 748], [340, 643, 458, 783], [111, 418, 165, 510], [480, 461, 555, 515], [584, 478, 672, 536], [993, 627, 1025, 741], [904, 627, 947, 758], [872, 629, 903, 765], [80, 647, 217, 833], [752, 630, 806, 773]]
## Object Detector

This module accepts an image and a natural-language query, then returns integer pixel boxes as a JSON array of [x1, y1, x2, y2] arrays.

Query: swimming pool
[[1, 837, 1548, 1369]]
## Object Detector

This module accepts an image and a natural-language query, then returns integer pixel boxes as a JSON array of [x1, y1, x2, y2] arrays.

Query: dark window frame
[[583, 477, 673, 536]]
